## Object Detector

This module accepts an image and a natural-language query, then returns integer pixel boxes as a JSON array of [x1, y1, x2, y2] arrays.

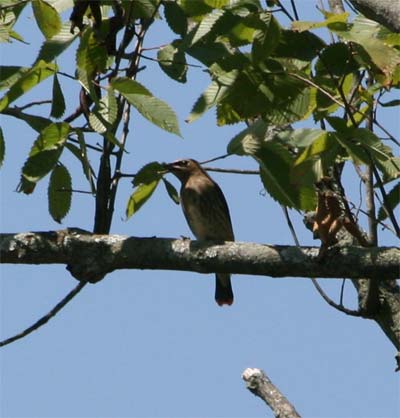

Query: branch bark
[[2, 229, 399, 352], [1, 230, 398, 281], [348, 0, 400, 32], [242, 368, 301, 418]]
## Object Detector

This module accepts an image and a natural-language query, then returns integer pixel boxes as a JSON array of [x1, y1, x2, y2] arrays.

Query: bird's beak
[[163, 162, 179, 173]]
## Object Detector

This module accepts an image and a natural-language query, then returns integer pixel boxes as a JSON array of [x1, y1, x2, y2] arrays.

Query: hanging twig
[[0, 282, 87, 348]]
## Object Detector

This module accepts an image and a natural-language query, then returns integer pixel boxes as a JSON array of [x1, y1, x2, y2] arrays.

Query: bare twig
[[0, 282, 87, 348], [311, 278, 363, 316], [16, 100, 52, 111]]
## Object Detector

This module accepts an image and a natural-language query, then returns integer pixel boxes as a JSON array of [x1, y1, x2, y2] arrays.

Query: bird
[[166, 159, 235, 306]]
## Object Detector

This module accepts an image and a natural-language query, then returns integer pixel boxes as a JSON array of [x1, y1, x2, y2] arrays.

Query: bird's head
[[165, 159, 203, 182]]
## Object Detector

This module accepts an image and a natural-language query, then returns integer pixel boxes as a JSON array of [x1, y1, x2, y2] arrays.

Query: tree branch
[[1, 230, 398, 281], [347, 0, 400, 33], [242, 368, 301, 418]]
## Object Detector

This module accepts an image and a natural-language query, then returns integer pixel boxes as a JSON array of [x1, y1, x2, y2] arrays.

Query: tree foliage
[[0, 0, 398, 227]]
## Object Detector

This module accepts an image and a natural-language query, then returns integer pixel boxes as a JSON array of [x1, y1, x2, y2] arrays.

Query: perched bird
[[166, 159, 235, 306]]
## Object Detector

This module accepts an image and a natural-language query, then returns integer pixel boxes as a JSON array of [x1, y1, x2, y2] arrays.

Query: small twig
[[57, 188, 93, 195], [276, 1, 295, 21], [200, 154, 229, 164], [0, 282, 87, 348], [289, 0, 300, 20], [16, 100, 52, 111], [311, 278, 362, 317], [339, 278, 346, 306], [204, 167, 259, 175], [371, 162, 400, 237], [282, 206, 300, 246], [57, 71, 76, 81]]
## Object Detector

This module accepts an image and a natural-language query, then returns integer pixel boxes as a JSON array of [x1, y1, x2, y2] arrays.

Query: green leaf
[[291, 12, 349, 32], [35, 22, 78, 63], [227, 122, 316, 210], [252, 13, 280, 63], [0, 60, 57, 112], [274, 29, 325, 61], [32, 0, 62, 40], [48, 163, 72, 223], [157, 41, 187, 83], [0, 126, 4, 168], [1, 108, 52, 132], [88, 90, 118, 133], [126, 180, 159, 219], [19, 122, 70, 193], [191, 9, 225, 44], [164, 1, 188, 36], [377, 183, 400, 221], [257, 144, 315, 210], [162, 178, 180, 205], [0, 66, 29, 91], [188, 81, 227, 123], [133, 161, 165, 186], [66, 129, 95, 193], [111, 77, 182, 137], [50, 73, 65, 119]]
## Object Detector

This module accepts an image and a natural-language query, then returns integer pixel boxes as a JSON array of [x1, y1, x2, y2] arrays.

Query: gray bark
[[348, 0, 400, 32], [1, 229, 398, 281], [242, 368, 301, 418], [1, 229, 399, 352]]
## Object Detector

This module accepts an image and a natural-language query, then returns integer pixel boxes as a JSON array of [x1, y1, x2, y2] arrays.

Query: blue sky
[[1, 1, 399, 417]]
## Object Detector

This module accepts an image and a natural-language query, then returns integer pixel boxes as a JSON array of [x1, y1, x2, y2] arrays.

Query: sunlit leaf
[[126, 180, 159, 219], [112, 77, 182, 137], [32, 0, 62, 40], [0, 60, 57, 112]]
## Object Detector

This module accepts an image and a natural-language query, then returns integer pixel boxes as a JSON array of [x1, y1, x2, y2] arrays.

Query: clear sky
[[1, 1, 399, 417]]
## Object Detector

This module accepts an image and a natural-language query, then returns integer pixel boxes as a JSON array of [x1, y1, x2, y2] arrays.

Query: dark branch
[[0, 281, 86, 348]]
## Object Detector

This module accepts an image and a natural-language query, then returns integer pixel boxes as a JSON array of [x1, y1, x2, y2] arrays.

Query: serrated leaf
[[191, 9, 225, 44], [32, 0, 62, 40], [162, 178, 180, 205], [377, 183, 400, 221], [157, 41, 187, 83], [164, 1, 187, 35], [50, 73, 65, 118], [48, 163, 72, 223], [111, 77, 181, 137], [126, 180, 159, 219], [0, 60, 57, 112], [19, 122, 70, 192], [88, 90, 118, 133], [187, 80, 229, 123], [35, 22, 78, 63], [0, 127, 4, 168]]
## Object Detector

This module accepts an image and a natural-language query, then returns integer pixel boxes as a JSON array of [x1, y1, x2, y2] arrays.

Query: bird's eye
[[180, 160, 189, 166]]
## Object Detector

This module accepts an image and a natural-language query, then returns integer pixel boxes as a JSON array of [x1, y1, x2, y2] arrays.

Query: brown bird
[[166, 159, 235, 306]]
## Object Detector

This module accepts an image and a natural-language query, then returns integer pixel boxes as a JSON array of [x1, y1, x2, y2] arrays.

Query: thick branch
[[348, 0, 400, 32], [0, 230, 398, 282], [242, 368, 301, 418]]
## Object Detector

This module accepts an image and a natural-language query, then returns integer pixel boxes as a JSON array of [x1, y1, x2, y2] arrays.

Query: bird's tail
[[215, 274, 234, 306]]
